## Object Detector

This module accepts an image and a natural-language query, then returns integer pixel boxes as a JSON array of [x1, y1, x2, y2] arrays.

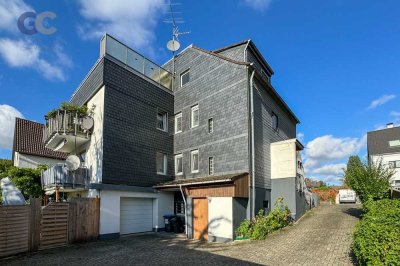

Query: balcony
[[100, 34, 173, 90], [43, 110, 92, 153], [41, 164, 89, 193]]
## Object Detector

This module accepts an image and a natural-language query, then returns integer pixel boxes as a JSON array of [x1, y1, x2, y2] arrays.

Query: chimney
[[387, 123, 394, 128]]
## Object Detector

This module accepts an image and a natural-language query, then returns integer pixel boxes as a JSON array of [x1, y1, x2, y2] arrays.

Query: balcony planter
[[43, 103, 93, 153]]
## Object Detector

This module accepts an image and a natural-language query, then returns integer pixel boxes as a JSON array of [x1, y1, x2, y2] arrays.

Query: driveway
[[2, 203, 361, 266]]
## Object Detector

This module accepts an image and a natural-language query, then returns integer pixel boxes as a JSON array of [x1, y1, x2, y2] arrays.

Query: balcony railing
[[43, 110, 92, 153], [100, 34, 173, 91], [41, 164, 89, 191]]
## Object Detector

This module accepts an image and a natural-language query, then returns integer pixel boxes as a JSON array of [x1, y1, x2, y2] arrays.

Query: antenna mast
[[164, 1, 190, 77]]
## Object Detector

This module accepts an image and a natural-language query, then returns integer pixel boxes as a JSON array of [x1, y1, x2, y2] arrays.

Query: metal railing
[[43, 110, 90, 144], [41, 164, 89, 189], [100, 34, 173, 90]]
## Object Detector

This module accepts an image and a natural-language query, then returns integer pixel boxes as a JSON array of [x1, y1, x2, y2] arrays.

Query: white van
[[339, 189, 357, 203]]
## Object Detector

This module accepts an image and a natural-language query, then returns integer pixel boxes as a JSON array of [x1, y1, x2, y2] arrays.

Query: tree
[[343, 155, 393, 202], [0, 160, 46, 203], [0, 159, 13, 178]]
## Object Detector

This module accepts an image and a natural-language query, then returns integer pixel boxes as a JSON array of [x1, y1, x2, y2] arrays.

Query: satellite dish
[[81, 116, 94, 130], [167, 39, 180, 52], [65, 155, 81, 171]]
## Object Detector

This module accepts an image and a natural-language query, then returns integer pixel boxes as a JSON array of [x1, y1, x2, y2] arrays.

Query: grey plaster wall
[[232, 198, 248, 238], [271, 177, 297, 218]]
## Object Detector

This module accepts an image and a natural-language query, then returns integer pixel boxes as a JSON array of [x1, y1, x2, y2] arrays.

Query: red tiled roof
[[13, 118, 68, 160]]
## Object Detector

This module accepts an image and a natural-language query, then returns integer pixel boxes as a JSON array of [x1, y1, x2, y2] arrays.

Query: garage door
[[120, 198, 153, 235]]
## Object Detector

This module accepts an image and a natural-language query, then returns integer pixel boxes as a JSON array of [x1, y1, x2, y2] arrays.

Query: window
[[208, 157, 214, 175], [190, 150, 199, 173], [180, 69, 190, 87], [271, 112, 278, 131], [191, 105, 199, 128], [175, 112, 182, 133], [208, 118, 213, 133], [263, 200, 269, 209], [156, 152, 167, 175], [389, 160, 400, 168], [389, 140, 400, 147], [175, 154, 183, 175], [157, 111, 167, 131]]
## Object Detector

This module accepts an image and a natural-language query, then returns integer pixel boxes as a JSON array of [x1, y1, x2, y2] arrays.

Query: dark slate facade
[[71, 56, 174, 187], [367, 126, 400, 156], [164, 47, 250, 179]]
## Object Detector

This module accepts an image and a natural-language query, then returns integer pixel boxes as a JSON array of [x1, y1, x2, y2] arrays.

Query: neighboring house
[[367, 123, 400, 189], [12, 118, 67, 169], [40, 34, 310, 242]]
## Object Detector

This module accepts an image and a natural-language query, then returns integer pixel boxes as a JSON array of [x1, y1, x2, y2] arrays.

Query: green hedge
[[352, 199, 400, 265], [235, 197, 292, 240]]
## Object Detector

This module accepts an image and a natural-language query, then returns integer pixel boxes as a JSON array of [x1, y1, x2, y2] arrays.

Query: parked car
[[338, 189, 357, 203]]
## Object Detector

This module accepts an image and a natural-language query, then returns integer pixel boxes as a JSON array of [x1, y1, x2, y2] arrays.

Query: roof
[[12, 118, 68, 160], [192, 46, 250, 66], [154, 172, 248, 188], [367, 126, 400, 155], [213, 39, 274, 75]]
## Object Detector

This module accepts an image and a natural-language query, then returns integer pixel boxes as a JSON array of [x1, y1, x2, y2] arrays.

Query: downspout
[[179, 185, 188, 238], [249, 67, 256, 219]]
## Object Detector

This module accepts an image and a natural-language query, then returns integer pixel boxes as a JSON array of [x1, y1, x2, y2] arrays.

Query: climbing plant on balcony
[[46, 102, 88, 118]]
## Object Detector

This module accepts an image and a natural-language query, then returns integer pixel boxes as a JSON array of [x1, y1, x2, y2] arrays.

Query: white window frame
[[191, 105, 199, 128], [208, 118, 213, 133], [190, 150, 199, 173], [175, 154, 183, 175], [175, 112, 182, 134], [156, 152, 167, 175], [208, 157, 214, 175], [157, 111, 168, 132], [180, 69, 190, 87]]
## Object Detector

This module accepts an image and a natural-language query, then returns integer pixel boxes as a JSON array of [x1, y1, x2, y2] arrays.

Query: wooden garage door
[[193, 198, 208, 240], [120, 198, 153, 235]]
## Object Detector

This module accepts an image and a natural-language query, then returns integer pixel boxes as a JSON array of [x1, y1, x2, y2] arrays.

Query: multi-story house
[[40, 34, 310, 242], [367, 123, 400, 190]]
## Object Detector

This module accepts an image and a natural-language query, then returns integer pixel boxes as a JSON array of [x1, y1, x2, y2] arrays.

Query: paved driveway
[[2, 203, 361, 266]]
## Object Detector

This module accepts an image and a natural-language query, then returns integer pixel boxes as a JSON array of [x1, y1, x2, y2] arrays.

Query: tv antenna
[[164, 1, 190, 76]]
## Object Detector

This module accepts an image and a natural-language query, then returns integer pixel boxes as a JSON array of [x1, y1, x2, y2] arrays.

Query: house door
[[193, 198, 208, 240]]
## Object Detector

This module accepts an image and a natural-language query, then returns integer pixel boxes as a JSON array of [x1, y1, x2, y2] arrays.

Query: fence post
[[29, 198, 42, 252]]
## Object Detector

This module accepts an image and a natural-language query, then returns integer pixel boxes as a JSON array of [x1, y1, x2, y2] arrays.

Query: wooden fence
[[0, 198, 100, 258], [0, 205, 30, 257]]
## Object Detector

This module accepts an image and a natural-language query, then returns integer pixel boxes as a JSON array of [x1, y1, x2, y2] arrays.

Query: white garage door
[[120, 197, 153, 235]]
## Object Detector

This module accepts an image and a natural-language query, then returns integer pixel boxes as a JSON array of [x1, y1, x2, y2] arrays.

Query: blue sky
[[0, 0, 399, 184]]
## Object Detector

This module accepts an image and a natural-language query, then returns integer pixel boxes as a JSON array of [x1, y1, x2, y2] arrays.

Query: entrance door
[[193, 198, 208, 240]]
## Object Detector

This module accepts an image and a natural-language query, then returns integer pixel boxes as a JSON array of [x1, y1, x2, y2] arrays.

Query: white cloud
[[390, 111, 400, 117], [303, 134, 366, 184], [309, 163, 346, 175], [0, 105, 24, 149], [76, 0, 166, 53], [0, 38, 68, 81], [0, 0, 34, 33], [243, 0, 274, 11], [297, 132, 304, 142], [367, 94, 396, 110]]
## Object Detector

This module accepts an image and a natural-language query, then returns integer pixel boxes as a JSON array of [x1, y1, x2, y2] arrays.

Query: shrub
[[352, 199, 400, 265], [344, 156, 393, 203], [235, 198, 292, 240]]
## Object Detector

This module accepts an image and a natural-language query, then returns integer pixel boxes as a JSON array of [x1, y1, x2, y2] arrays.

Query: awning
[[154, 173, 249, 188]]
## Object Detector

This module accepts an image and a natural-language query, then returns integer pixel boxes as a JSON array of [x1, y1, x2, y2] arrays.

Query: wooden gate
[[0, 205, 30, 257], [193, 198, 208, 240], [40, 203, 69, 249]]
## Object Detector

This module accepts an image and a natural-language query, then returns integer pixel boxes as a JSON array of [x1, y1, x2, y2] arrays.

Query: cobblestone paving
[[2, 203, 361, 266]]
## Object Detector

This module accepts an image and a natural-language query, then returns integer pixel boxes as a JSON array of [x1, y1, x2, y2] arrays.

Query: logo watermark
[[17, 11, 57, 35]]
